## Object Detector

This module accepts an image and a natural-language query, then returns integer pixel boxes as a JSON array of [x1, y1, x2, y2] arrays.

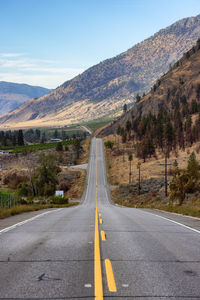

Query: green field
[[1, 139, 75, 153], [81, 117, 114, 132]]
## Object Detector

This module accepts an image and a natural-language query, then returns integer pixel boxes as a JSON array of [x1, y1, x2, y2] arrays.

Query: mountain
[[1, 14, 200, 128], [99, 38, 200, 144], [0, 81, 51, 115]]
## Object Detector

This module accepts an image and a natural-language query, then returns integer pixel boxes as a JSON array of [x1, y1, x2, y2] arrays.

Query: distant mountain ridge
[[1, 14, 200, 127], [0, 81, 51, 115]]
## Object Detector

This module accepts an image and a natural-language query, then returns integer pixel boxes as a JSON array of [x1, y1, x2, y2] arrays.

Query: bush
[[57, 180, 71, 192], [4, 173, 28, 189], [56, 142, 63, 152], [17, 182, 33, 197], [104, 140, 114, 150], [50, 195, 68, 204]]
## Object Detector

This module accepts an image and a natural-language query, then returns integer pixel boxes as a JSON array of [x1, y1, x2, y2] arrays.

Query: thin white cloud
[[0, 53, 25, 58], [0, 70, 83, 89], [0, 53, 85, 88]]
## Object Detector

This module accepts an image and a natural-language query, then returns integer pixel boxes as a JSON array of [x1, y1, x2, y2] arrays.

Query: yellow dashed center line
[[94, 140, 103, 300], [101, 230, 106, 241], [94, 139, 117, 298], [105, 259, 117, 292]]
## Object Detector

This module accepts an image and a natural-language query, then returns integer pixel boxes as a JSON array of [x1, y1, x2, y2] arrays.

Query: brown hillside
[[99, 39, 200, 137]]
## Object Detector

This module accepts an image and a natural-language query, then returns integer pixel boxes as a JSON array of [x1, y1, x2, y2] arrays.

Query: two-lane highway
[[0, 137, 200, 299]]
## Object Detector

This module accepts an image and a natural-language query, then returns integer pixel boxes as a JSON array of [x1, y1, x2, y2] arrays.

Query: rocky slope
[[1, 14, 200, 127], [99, 38, 200, 136], [0, 81, 51, 115]]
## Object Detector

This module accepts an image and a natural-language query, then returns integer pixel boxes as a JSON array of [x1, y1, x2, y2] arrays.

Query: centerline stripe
[[105, 259, 117, 292], [94, 139, 103, 299], [101, 230, 106, 241]]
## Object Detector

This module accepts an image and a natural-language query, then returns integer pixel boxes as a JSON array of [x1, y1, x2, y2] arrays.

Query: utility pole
[[137, 162, 141, 195], [160, 152, 171, 197], [128, 154, 133, 184]]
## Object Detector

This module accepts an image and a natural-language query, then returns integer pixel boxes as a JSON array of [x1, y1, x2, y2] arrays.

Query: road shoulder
[[0, 208, 59, 231], [141, 208, 200, 232]]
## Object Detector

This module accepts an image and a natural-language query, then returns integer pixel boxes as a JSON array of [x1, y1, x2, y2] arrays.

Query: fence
[[0, 193, 19, 209]]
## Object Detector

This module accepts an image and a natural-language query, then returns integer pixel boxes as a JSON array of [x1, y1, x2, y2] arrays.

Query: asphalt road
[[0, 137, 200, 299]]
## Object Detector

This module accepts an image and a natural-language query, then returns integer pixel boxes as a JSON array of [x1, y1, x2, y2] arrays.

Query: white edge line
[[144, 211, 200, 234], [153, 208, 200, 220], [0, 208, 62, 235]]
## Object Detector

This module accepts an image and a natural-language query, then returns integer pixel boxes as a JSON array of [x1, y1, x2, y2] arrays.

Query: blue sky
[[0, 0, 200, 88]]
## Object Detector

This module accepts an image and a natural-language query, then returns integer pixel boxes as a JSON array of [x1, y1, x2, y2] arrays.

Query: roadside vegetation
[[0, 132, 91, 219], [104, 133, 200, 218]]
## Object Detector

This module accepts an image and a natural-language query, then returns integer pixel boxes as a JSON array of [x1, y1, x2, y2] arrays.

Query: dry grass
[[105, 134, 200, 218], [112, 187, 200, 218], [0, 98, 131, 130], [64, 138, 90, 200], [65, 169, 86, 200], [0, 202, 78, 219], [77, 137, 91, 164], [104, 134, 200, 186]]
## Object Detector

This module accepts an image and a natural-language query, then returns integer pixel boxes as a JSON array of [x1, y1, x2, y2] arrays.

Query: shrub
[[104, 140, 114, 150], [17, 182, 33, 197], [50, 195, 68, 204], [57, 180, 71, 192], [56, 142, 63, 152], [4, 173, 28, 189]]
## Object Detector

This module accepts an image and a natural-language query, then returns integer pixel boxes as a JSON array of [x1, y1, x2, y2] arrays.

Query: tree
[[164, 121, 174, 151], [56, 142, 63, 152], [123, 103, 127, 114], [187, 152, 200, 182], [17, 130, 24, 146], [128, 154, 133, 184], [35, 129, 41, 140], [73, 138, 82, 159], [136, 94, 141, 102], [126, 120, 131, 139], [54, 129, 58, 138], [33, 153, 61, 197], [169, 153, 200, 205], [104, 140, 114, 150], [126, 120, 131, 132], [169, 165, 188, 205], [12, 134, 16, 146], [41, 132, 46, 143], [191, 99, 198, 114], [116, 126, 121, 136], [122, 131, 127, 143], [196, 83, 200, 100]]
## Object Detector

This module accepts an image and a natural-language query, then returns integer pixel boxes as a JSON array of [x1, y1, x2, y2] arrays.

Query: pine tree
[[17, 130, 24, 146], [123, 104, 127, 114]]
